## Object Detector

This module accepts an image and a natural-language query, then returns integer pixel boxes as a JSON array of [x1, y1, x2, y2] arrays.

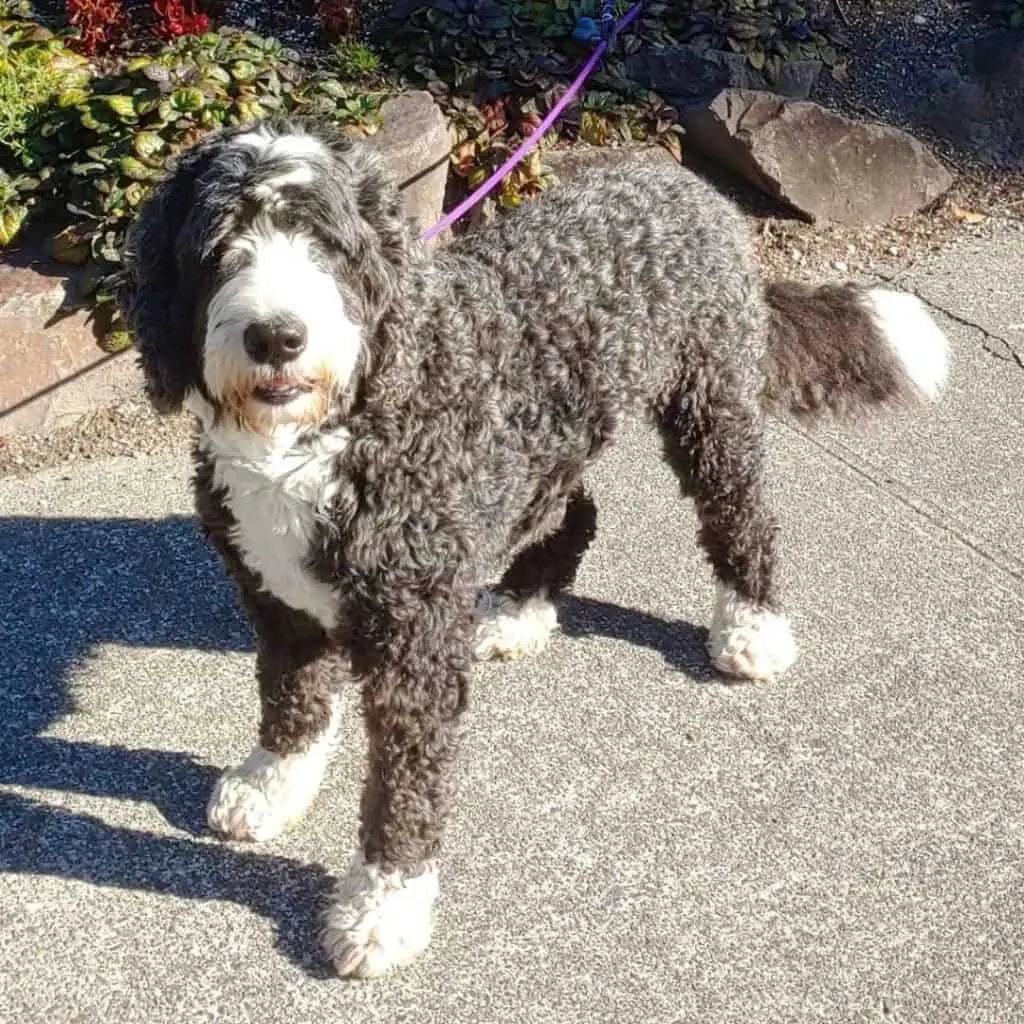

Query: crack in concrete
[[876, 268, 1024, 371]]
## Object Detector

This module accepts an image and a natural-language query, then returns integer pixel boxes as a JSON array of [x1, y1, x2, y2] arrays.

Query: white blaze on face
[[203, 227, 362, 429], [232, 129, 328, 162]]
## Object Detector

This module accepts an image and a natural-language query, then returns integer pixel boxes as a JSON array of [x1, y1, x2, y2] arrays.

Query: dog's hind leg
[[657, 382, 797, 681], [206, 590, 346, 842], [474, 486, 597, 661]]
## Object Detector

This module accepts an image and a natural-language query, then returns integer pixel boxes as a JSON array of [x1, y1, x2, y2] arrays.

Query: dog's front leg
[[207, 590, 347, 842], [321, 586, 473, 979]]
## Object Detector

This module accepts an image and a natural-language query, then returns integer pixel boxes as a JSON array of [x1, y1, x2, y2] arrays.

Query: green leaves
[[0, 201, 26, 246], [230, 60, 258, 82], [118, 155, 161, 181], [57, 87, 90, 108], [653, 0, 844, 79], [377, 0, 695, 211], [170, 87, 205, 112], [132, 131, 166, 162], [101, 94, 137, 120]]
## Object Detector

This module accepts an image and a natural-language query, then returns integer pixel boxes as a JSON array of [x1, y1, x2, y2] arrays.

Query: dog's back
[[450, 163, 768, 429]]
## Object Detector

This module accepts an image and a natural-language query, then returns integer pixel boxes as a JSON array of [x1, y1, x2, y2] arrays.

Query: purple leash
[[420, 1, 643, 243]]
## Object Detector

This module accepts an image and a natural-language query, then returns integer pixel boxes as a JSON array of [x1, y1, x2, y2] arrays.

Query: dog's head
[[118, 119, 414, 433]]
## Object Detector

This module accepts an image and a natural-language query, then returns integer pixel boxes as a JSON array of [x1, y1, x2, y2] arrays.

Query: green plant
[[0, 22, 91, 159], [663, 0, 844, 80], [0, 168, 24, 245], [330, 38, 381, 80], [0, 1, 33, 17], [0, 14, 92, 244], [378, 0, 681, 210]]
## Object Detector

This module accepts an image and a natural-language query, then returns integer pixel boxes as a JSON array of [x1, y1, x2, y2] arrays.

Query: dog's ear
[[117, 142, 214, 413], [354, 149, 416, 316]]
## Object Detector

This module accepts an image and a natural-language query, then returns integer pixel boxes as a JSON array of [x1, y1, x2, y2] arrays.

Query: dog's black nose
[[243, 320, 307, 365]]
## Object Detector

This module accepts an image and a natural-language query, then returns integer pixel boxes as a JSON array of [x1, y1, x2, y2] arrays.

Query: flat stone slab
[[1, 230, 1023, 1020], [0, 261, 142, 435]]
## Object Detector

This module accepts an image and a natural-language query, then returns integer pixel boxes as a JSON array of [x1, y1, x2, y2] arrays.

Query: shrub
[[378, 0, 683, 209], [0, 12, 92, 243], [667, 0, 843, 80]]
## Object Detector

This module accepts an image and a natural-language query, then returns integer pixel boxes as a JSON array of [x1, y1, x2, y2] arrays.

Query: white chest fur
[[202, 424, 348, 631]]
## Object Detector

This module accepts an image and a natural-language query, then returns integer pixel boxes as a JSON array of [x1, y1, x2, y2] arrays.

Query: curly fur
[[118, 117, 949, 977]]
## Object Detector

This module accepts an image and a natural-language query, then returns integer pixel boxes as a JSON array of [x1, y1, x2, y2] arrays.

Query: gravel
[[0, 402, 193, 478], [812, 0, 1022, 172]]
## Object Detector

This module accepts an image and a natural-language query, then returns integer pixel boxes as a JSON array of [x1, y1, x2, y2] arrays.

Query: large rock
[[918, 28, 1024, 170], [626, 46, 823, 109], [680, 89, 953, 225], [366, 91, 453, 240]]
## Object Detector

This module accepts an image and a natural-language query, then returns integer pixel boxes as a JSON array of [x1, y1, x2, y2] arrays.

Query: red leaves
[[151, 1, 212, 42], [65, 0, 128, 55], [63, 1, 212, 55], [318, 0, 359, 39]]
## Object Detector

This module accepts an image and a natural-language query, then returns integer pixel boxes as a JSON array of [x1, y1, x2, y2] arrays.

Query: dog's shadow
[[0, 514, 334, 975], [559, 594, 717, 681]]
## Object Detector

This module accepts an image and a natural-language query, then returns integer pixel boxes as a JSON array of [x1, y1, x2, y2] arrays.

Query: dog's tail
[[760, 281, 949, 426]]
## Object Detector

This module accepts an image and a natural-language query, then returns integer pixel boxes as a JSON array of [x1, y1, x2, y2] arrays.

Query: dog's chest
[[207, 433, 346, 631]]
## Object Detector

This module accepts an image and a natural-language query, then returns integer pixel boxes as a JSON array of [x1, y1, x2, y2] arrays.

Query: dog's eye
[[211, 244, 248, 275]]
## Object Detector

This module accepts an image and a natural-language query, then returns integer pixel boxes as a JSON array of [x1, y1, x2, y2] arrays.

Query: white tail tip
[[865, 288, 950, 402]]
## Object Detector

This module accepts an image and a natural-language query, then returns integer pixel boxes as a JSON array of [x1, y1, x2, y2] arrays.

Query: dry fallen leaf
[[950, 203, 987, 225]]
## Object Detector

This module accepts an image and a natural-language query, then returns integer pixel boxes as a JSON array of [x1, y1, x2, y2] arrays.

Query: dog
[[118, 117, 949, 978]]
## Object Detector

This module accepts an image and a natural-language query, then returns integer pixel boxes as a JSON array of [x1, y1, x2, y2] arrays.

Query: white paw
[[207, 701, 341, 841], [707, 582, 798, 681], [473, 589, 558, 661], [321, 858, 439, 979]]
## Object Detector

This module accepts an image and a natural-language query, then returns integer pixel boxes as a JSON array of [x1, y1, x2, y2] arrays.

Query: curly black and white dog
[[118, 118, 949, 978]]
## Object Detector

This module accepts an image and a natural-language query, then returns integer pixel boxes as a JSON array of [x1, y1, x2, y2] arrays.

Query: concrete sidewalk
[[1, 226, 1022, 1024]]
